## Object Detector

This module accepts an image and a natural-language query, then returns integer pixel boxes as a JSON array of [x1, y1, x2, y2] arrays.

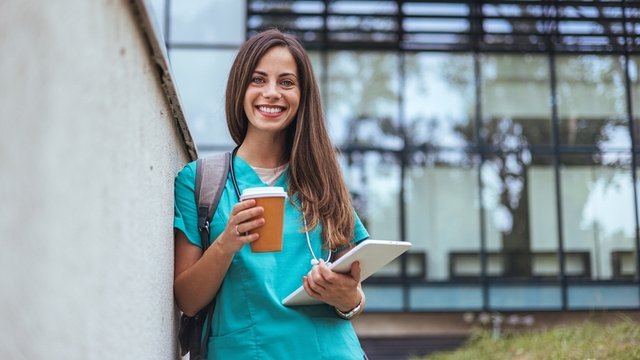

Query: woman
[[173, 28, 369, 359]]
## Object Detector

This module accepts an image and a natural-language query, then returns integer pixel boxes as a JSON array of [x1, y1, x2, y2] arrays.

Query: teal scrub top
[[174, 156, 370, 360]]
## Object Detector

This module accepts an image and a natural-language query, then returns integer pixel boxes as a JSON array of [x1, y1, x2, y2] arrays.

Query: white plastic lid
[[240, 186, 288, 200]]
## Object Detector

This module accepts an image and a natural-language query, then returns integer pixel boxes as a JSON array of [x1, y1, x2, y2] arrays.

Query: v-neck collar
[[233, 155, 289, 189]]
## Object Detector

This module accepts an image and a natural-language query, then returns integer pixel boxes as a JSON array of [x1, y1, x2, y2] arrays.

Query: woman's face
[[243, 46, 301, 139]]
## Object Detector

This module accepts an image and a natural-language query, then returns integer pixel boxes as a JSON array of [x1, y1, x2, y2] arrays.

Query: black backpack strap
[[194, 151, 231, 359]]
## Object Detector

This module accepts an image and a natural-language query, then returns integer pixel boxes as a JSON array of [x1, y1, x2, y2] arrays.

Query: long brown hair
[[225, 29, 355, 250]]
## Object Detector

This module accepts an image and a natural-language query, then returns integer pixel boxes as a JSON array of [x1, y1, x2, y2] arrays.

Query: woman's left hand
[[302, 260, 362, 312]]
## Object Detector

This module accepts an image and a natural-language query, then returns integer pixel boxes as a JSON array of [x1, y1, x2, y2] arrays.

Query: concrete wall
[[0, 1, 194, 359]]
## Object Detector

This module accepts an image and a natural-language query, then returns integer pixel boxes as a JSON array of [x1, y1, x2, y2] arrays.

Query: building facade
[[152, 0, 640, 314]]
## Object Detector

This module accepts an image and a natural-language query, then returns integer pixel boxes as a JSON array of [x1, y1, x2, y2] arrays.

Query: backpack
[[178, 152, 231, 359]]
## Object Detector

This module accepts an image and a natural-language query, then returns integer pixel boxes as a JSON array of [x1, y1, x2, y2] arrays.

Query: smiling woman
[[173, 28, 371, 359], [242, 46, 301, 139]]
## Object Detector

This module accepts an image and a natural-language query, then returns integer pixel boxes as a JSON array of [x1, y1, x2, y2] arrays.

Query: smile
[[257, 105, 285, 114]]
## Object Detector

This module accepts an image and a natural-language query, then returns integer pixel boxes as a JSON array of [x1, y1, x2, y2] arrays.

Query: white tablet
[[282, 239, 412, 306]]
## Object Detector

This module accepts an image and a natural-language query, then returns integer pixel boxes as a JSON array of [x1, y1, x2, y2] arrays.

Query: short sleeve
[[173, 161, 202, 248], [334, 210, 370, 253], [352, 211, 369, 244]]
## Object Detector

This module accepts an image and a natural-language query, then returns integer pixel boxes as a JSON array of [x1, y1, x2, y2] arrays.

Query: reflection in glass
[[404, 53, 474, 147], [171, 0, 244, 45], [560, 154, 636, 280], [308, 51, 324, 102], [329, 1, 397, 15], [481, 54, 552, 146], [327, 51, 400, 148], [481, 153, 557, 279], [169, 50, 236, 147], [339, 152, 401, 243], [406, 150, 479, 281], [631, 56, 640, 146], [556, 55, 629, 148]]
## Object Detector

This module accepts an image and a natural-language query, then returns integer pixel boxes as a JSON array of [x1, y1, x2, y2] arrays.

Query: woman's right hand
[[216, 199, 265, 254]]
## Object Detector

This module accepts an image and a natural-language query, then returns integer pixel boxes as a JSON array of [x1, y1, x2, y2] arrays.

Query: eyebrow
[[253, 70, 298, 78]]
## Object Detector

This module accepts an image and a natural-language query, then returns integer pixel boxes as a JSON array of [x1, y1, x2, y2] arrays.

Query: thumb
[[350, 261, 361, 282]]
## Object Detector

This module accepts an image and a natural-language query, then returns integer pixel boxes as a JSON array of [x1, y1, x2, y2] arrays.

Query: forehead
[[254, 46, 298, 75]]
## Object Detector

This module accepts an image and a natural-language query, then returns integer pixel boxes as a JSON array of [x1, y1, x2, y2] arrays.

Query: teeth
[[259, 106, 283, 114]]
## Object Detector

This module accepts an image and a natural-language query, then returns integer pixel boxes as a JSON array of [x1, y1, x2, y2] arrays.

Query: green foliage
[[421, 316, 640, 360]]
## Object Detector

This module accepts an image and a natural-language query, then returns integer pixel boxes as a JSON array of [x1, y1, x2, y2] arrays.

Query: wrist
[[336, 295, 361, 313], [212, 236, 237, 257], [334, 292, 364, 320]]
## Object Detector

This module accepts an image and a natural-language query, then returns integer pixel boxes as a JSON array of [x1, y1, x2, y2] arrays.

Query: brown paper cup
[[240, 187, 287, 252]]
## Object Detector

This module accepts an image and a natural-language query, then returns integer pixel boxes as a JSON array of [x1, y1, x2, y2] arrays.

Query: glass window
[[169, 49, 236, 147], [568, 284, 640, 309], [481, 54, 552, 146], [327, 51, 400, 148], [556, 55, 629, 148], [363, 285, 404, 311], [560, 153, 636, 280], [481, 153, 558, 279], [411, 285, 483, 311], [406, 150, 479, 281], [171, 0, 245, 45], [340, 152, 401, 243], [631, 56, 640, 146], [489, 284, 562, 310], [404, 53, 474, 147], [308, 51, 325, 103]]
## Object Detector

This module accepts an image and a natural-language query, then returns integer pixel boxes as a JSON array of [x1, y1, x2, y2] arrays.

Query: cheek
[[290, 93, 301, 113], [243, 92, 254, 113]]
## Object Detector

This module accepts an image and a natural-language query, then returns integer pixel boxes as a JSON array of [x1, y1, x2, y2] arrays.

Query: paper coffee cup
[[240, 187, 287, 252]]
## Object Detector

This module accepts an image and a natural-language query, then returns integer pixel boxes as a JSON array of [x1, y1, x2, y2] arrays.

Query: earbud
[[310, 259, 319, 266]]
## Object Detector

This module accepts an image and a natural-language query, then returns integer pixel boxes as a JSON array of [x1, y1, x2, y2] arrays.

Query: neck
[[237, 137, 287, 168]]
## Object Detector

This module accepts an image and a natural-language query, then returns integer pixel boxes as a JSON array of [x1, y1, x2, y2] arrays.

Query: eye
[[280, 79, 294, 87], [251, 76, 265, 84]]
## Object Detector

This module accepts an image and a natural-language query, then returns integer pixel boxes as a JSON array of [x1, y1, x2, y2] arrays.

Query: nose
[[262, 82, 282, 99]]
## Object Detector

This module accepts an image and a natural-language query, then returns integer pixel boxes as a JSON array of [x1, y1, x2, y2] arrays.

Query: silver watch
[[334, 300, 363, 320]]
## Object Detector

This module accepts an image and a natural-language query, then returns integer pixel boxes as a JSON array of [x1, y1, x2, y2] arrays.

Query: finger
[[235, 218, 265, 234], [316, 260, 336, 284], [231, 199, 256, 216], [246, 233, 259, 243], [234, 206, 264, 225], [237, 232, 259, 244], [302, 276, 322, 298], [350, 261, 361, 282], [306, 270, 328, 292]]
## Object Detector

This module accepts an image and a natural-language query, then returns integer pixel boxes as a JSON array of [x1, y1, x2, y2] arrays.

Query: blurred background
[[144, 1, 640, 356], [148, 0, 640, 311]]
